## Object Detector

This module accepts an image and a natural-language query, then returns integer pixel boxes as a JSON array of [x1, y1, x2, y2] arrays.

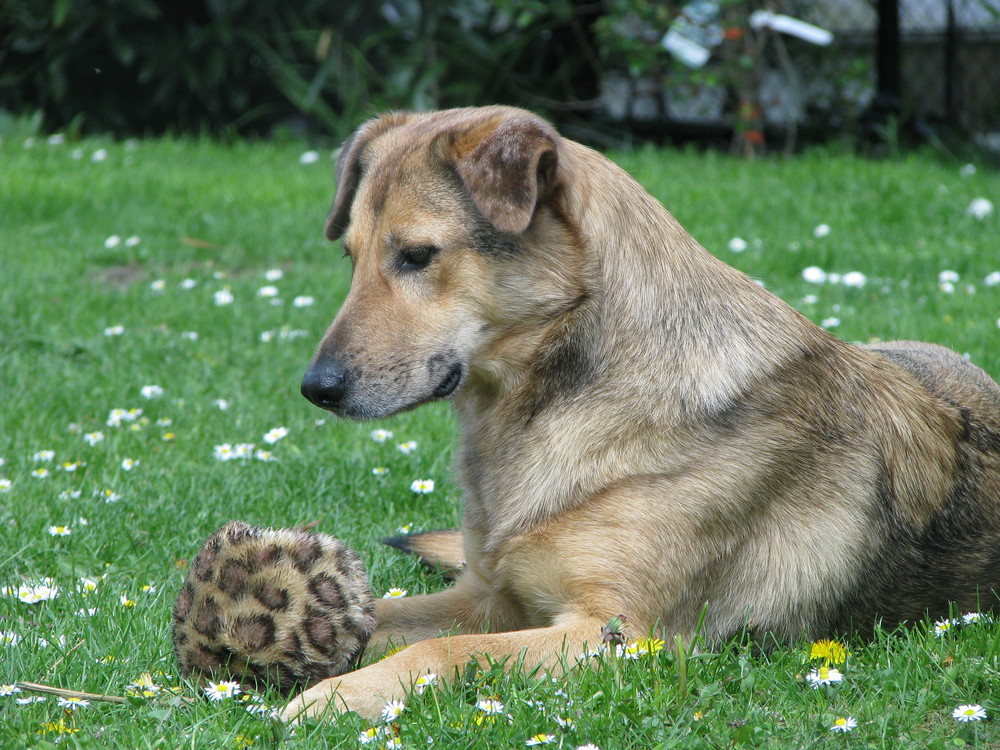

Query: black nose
[[300, 361, 349, 410]]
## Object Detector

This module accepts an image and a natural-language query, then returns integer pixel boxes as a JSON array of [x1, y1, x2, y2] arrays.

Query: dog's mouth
[[432, 364, 463, 399]]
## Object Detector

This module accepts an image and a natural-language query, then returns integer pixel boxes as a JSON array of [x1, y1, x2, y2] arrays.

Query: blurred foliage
[[0, 0, 603, 139]]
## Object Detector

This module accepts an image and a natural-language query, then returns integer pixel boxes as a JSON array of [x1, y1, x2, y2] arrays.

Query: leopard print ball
[[172, 521, 376, 695]]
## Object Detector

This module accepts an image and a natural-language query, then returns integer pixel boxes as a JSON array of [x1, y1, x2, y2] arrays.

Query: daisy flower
[[397, 441, 418, 454], [120, 594, 136, 607], [204, 680, 241, 701], [57, 696, 90, 710], [1, 631, 21, 646], [963, 612, 992, 625], [98, 489, 122, 503], [410, 478, 435, 494], [180, 278, 197, 290], [967, 198, 993, 220], [213, 443, 235, 462], [359, 726, 394, 745], [805, 666, 844, 687], [213, 288, 234, 306], [413, 673, 438, 694], [77, 578, 99, 594], [372, 467, 390, 476], [263, 426, 288, 444], [150, 279, 166, 292], [576, 746, 602, 750], [821, 317, 840, 329], [813, 223, 831, 238], [830, 716, 857, 732], [383, 588, 408, 599], [83, 431, 104, 446], [213, 398, 230, 410], [0, 684, 22, 696], [48, 525, 71, 536], [371, 429, 393, 443], [842, 271, 867, 288], [31, 468, 50, 479], [526, 734, 556, 745], [140, 384, 164, 399], [265, 268, 284, 281], [934, 617, 959, 637], [16, 695, 47, 705], [985, 271, 1000, 286], [0, 479, 10, 492], [257, 285, 279, 298], [300, 150, 320, 165], [476, 698, 505, 715], [802, 266, 827, 284], [105, 234, 121, 248], [381, 699, 405, 722], [126, 672, 161, 698], [121, 458, 139, 471], [104, 324, 125, 337], [254, 449, 276, 462], [727, 237, 748, 253], [293, 295, 314, 308], [125, 235, 140, 247], [33, 450, 55, 462], [953, 704, 987, 722]]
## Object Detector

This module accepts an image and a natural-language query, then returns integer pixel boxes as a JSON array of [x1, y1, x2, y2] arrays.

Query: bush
[[0, 0, 602, 139]]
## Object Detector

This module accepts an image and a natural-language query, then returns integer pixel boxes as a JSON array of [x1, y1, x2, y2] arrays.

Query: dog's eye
[[397, 245, 439, 272]]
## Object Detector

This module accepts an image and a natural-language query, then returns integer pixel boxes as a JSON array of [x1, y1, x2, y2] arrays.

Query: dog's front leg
[[366, 570, 522, 656], [280, 614, 606, 723]]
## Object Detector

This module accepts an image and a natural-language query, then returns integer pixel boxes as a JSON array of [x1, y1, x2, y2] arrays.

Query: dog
[[284, 106, 1000, 721]]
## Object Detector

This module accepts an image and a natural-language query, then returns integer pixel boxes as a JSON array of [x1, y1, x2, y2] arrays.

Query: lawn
[[1, 130, 999, 749]]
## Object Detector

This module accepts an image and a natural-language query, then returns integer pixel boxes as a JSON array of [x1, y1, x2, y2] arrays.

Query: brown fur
[[286, 106, 1000, 721], [173, 522, 375, 695]]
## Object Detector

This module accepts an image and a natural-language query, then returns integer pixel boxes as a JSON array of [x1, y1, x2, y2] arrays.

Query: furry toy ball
[[172, 521, 376, 695]]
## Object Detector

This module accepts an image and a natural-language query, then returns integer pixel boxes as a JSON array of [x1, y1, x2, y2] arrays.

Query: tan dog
[[286, 106, 1000, 721]]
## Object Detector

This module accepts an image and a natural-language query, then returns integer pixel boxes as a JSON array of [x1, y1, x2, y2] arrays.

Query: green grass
[[1, 132, 999, 749]]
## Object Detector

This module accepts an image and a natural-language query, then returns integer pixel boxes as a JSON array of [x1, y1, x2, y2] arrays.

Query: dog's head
[[301, 107, 587, 419]]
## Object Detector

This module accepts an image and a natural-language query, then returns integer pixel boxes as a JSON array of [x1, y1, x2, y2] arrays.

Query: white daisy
[[984, 271, 1000, 286], [103, 324, 125, 337], [397, 441, 418, 454], [204, 680, 241, 701], [213, 288, 234, 306], [371, 429, 393, 443], [727, 237, 748, 253], [842, 271, 867, 288], [802, 266, 826, 284], [263, 426, 288, 444], [121, 458, 138, 471], [410, 479, 435, 494], [83, 431, 104, 446], [813, 223, 831, 238], [105, 234, 121, 248], [48, 525, 72, 536], [413, 673, 438, 694], [967, 198, 993, 220], [293, 295, 315, 307], [300, 150, 320, 165], [33, 450, 55, 462], [805, 666, 844, 687], [150, 279, 166, 292], [180, 278, 197, 290], [57, 696, 90, 710], [381, 699, 405, 722], [382, 588, 408, 599], [257, 285, 279, 298], [0, 684, 22, 696], [0, 479, 10, 493], [953, 704, 987, 722], [934, 617, 959, 637], [1, 632, 21, 647], [476, 698, 505, 715], [526, 734, 556, 745], [265, 268, 284, 281], [140, 384, 164, 399], [829, 716, 857, 732]]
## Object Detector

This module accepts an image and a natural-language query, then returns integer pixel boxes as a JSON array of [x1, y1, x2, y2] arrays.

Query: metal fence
[[600, 1, 1000, 148]]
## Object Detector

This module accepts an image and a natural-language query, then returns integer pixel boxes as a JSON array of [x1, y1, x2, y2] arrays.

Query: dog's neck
[[453, 141, 830, 552]]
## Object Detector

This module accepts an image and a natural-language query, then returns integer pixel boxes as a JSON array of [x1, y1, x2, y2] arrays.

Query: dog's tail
[[383, 529, 465, 581]]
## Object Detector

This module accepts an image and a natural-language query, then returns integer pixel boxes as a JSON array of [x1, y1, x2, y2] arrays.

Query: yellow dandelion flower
[[809, 638, 846, 665]]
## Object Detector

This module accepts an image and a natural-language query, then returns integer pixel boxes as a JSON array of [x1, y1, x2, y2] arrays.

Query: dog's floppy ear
[[324, 114, 412, 241], [444, 116, 560, 235]]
